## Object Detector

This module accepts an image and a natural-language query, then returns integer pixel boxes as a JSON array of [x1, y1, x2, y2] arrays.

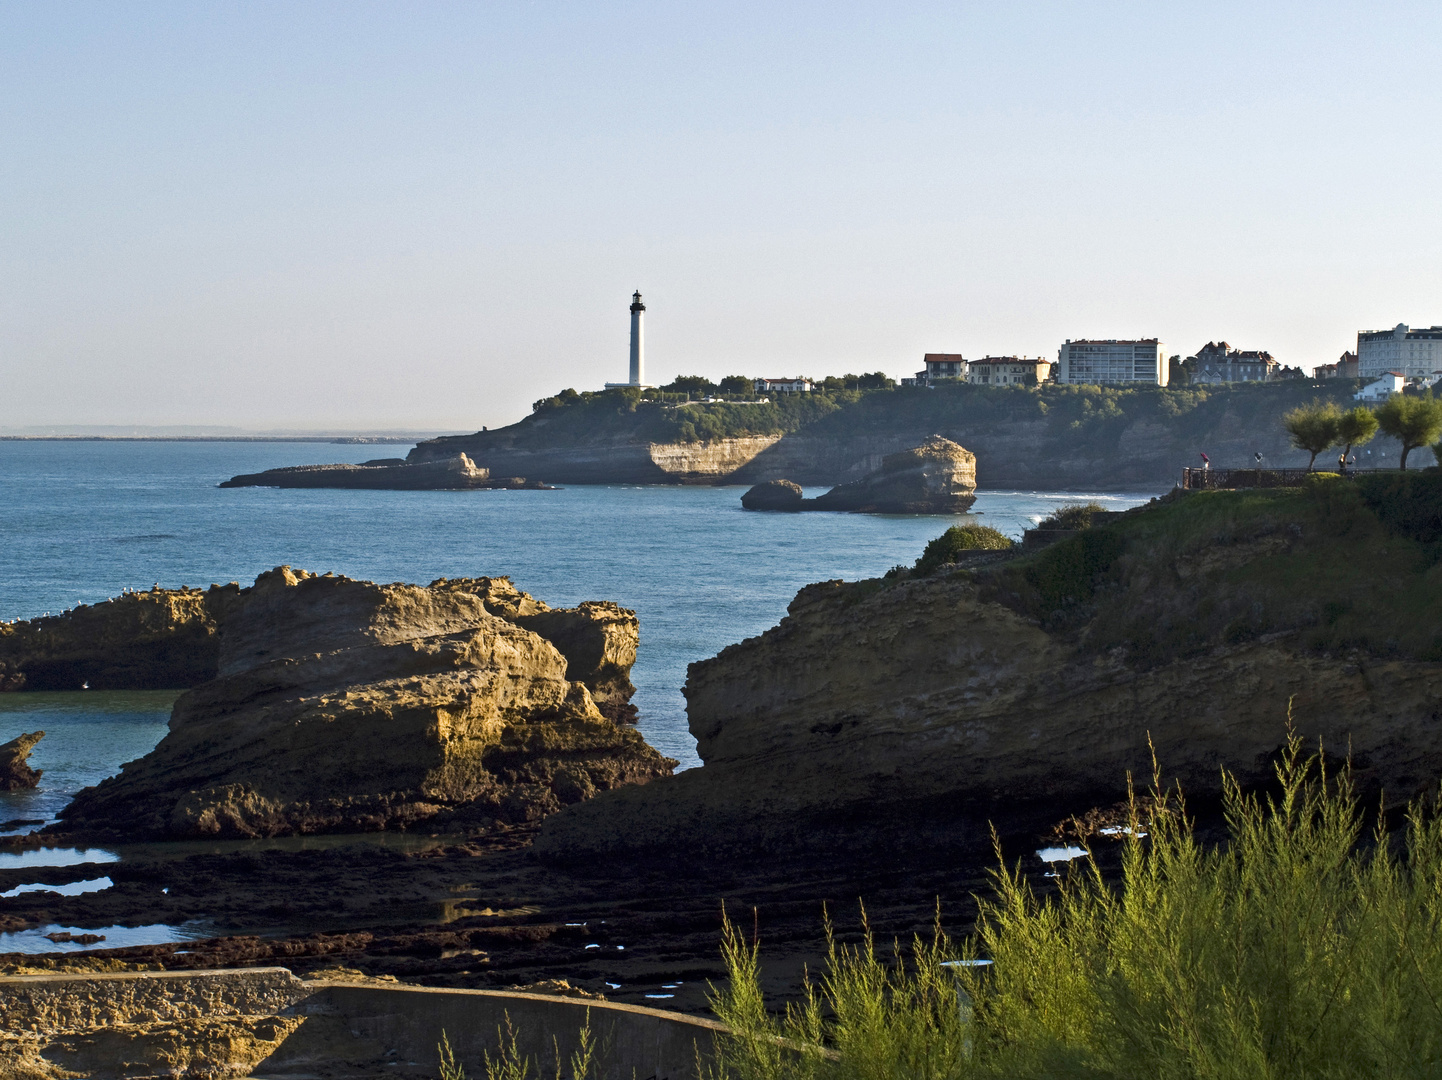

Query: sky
[[2, 2, 1441, 432]]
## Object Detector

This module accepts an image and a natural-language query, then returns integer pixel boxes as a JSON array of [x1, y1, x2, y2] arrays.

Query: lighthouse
[[606, 291, 652, 388], [628, 291, 645, 385]]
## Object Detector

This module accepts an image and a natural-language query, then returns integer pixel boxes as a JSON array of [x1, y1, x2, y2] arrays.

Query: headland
[[405, 379, 1379, 489]]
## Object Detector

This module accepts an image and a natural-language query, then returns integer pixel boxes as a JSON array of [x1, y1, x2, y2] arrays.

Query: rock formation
[[740, 437, 976, 514], [537, 484, 1442, 863], [53, 568, 670, 840], [1, 575, 633, 717], [740, 480, 804, 511], [219, 454, 550, 491], [0, 731, 43, 790], [0, 587, 226, 691]]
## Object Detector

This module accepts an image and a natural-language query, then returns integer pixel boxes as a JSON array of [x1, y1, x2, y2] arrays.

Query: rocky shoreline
[[219, 453, 553, 491], [6, 478, 1442, 1018]]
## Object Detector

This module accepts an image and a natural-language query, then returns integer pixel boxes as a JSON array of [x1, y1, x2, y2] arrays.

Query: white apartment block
[[1357, 324, 1442, 379], [1057, 339, 1168, 386]]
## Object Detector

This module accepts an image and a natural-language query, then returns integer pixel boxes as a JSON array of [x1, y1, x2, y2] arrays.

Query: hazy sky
[[3, 2, 1440, 431]]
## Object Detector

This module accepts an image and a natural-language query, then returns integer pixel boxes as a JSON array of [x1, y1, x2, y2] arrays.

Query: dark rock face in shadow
[[0, 588, 226, 692], [0, 731, 43, 790], [740, 480, 804, 511]]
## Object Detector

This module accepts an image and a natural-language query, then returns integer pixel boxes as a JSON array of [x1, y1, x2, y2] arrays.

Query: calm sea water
[[0, 440, 1163, 829]]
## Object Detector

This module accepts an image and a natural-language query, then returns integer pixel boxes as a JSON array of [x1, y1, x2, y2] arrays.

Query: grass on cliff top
[[707, 731, 1442, 1080], [981, 471, 1442, 664]]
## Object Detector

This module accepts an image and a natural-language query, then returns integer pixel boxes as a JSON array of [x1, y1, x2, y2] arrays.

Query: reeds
[[708, 730, 1442, 1079]]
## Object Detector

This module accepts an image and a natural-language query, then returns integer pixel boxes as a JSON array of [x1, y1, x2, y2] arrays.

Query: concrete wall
[[0, 969, 725, 1080]]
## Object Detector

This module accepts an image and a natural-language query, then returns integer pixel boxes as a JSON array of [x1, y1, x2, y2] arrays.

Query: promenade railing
[[1181, 466, 1405, 490]]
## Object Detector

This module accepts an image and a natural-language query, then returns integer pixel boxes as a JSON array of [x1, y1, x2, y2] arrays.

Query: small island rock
[[741, 480, 804, 511], [0, 731, 43, 790]]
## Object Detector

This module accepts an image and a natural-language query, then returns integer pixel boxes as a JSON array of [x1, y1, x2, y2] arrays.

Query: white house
[[1355, 372, 1406, 401], [753, 377, 813, 394]]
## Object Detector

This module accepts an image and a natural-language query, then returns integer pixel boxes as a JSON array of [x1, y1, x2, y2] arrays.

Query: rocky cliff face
[[536, 486, 1442, 863], [54, 568, 670, 840]]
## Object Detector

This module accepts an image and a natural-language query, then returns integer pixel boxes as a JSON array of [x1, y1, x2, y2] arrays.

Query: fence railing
[[1181, 466, 1403, 490]]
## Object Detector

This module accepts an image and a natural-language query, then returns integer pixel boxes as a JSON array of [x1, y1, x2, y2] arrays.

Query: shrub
[[1019, 529, 1123, 619], [708, 730, 1442, 1080], [1034, 502, 1106, 531], [915, 526, 1013, 576]]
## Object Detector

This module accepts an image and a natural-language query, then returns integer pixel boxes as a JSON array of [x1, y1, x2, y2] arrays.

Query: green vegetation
[[1336, 405, 1379, 460], [1035, 502, 1107, 530], [985, 474, 1442, 661], [437, 1013, 596, 1080], [1282, 400, 1342, 470], [708, 733, 1442, 1079], [1375, 394, 1442, 469], [459, 379, 1368, 449], [914, 526, 1013, 576]]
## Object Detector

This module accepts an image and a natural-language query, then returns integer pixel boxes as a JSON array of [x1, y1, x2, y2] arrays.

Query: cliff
[[536, 474, 1442, 862], [57, 567, 673, 840], [410, 381, 1382, 489]]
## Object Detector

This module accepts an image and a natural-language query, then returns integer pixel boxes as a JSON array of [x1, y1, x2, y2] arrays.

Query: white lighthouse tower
[[606, 290, 652, 388], [628, 291, 645, 385]]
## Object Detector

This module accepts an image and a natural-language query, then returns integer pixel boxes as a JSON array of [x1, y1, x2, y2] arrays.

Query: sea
[[0, 439, 1164, 833]]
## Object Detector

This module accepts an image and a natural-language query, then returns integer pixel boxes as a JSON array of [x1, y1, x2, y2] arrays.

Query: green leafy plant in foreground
[[707, 730, 1442, 1080], [914, 526, 1013, 576]]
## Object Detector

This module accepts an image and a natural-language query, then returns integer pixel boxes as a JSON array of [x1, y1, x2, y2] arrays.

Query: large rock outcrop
[[0, 577, 636, 719], [741, 437, 977, 514], [0, 731, 43, 790], [805, 436, 976, 513], [56, 568, 671, 840], [537, 482, 1442, 863]]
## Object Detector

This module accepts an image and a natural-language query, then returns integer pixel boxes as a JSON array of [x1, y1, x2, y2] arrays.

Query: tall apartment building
[[1357, 324, 1442, 378], [1057, 339, 1168, 386]]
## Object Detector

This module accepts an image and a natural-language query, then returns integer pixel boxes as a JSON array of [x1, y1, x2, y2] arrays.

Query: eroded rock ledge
[[51, 567, 672, 841]]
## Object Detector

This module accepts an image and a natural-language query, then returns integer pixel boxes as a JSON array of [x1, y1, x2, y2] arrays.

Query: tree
[[1282, 401, 1342, 471], [1374, 394, 1442, 469], [660, 375, 717, 396], [717, 375, 752, 396], [1335, 406, 1379, 461]]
